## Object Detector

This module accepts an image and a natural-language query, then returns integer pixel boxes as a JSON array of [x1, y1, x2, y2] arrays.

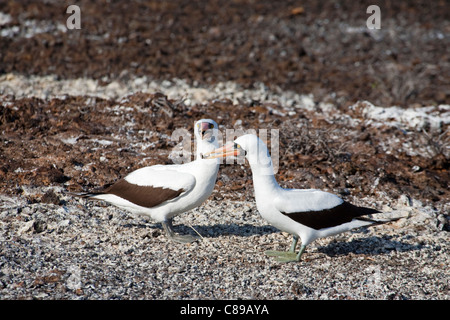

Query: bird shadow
[[172, 223, 280, 238], [123, 220, 424, 257], [316, 234, 424, 257], [121, 220, 279, 238]]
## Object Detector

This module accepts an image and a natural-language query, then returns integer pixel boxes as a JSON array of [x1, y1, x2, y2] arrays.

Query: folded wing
[[274, 189, 380, 230]]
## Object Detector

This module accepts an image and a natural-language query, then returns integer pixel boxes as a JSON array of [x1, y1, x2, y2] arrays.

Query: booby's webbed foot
[[265, 242, 306, 263], [162, 220, 198, 244], [265, 250, 298, 262], [169, 233, 198, 243]]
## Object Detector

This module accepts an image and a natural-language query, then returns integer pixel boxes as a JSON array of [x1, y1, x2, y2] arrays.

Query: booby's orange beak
[[203, 142, 245, 159]]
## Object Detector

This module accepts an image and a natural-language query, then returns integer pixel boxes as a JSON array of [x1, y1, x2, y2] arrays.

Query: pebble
[[0, 191, 448, 300]]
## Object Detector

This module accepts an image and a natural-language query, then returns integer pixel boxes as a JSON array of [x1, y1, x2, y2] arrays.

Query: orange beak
[[203, 142, 243, 159]]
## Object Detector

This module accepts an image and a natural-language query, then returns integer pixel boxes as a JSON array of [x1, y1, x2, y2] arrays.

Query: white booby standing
[[80, 119, 220, 243], [205, 134, 399, 262]]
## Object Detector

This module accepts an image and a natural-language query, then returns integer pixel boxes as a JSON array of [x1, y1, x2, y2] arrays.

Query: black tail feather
[[356, 215, 402, 226], [67, 191, 103, 198]]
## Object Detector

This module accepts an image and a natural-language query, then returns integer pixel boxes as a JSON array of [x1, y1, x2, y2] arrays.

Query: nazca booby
[[205, 134, 399, 262], [80, 119, 219, 243]]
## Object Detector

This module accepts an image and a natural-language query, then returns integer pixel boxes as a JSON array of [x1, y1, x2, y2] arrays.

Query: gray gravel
[[0, 75, 448, 300], [0, 186, 448, 300]]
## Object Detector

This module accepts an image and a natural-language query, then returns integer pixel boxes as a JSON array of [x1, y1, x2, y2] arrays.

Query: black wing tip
[[344, 201, 382, 215]]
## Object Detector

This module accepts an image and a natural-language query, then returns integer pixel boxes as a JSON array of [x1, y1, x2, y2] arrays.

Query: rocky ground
[[0, 1, 449, 300]]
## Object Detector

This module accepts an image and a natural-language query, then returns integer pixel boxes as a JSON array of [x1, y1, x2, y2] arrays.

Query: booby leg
[[289, 235, 299, 252], [295, 244, 307, 261], [162, 219, 197, 243], [265, 235, 300, 262]]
